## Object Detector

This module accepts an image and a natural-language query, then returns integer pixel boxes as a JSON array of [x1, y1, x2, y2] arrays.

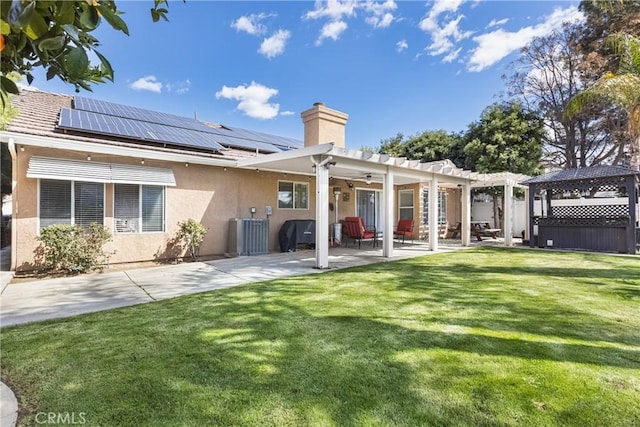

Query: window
[[422, 189, 447, 225], [114, 184, 165, 233], [39, 179, 104, 230], [278, 181, 308, 209], [398, 190, 414, 220]]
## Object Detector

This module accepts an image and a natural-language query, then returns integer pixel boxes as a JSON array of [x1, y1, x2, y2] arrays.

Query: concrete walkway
[[0, 242, 467, 327]]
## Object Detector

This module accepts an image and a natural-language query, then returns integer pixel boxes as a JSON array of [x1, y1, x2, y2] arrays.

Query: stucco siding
[[11, 147, 319, 271]]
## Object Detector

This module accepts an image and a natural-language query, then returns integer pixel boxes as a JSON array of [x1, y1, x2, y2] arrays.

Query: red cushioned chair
[[394, 218, 415, 244], [342, 217, 377, 248]]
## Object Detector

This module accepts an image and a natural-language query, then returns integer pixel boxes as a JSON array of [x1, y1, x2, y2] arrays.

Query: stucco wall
[[11, 148, 319, 271]]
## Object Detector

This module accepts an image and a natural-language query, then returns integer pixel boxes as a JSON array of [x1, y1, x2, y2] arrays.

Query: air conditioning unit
[[228, 218, 269, 256]]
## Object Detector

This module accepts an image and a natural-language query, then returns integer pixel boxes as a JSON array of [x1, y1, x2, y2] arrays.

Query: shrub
[[176, 219, 208, 261], [36, 223, 113, 274]]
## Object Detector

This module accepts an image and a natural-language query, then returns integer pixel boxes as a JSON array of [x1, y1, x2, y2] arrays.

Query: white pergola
[[237, 143, 529, 268]]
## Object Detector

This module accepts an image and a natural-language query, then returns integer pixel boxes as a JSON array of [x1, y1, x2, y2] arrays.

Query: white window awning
[[27, 156, 176, 186]]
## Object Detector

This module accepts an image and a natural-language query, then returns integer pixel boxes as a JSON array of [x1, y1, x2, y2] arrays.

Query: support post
[[504, 182, 513, 246], [461, 182, 471, 246], [313, 156, 331, 268], [429, 177, 439, 251], [524, 187, 530, 243], [383, 168, 394, 258], [528, 184, 536, 248]]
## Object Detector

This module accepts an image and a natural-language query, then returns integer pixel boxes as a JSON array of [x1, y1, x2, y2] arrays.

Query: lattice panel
[[539, 176, 629, 193], [551, 204, 629, 217], [539, 216, 630, 227]]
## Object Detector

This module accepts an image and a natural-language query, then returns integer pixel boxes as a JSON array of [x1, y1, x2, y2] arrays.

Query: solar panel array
[[57, 96, 304, 154]]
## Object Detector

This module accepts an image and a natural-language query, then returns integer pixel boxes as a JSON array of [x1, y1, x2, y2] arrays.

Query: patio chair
[[394, 218, 415, 243], [342, 217, 377, 248]]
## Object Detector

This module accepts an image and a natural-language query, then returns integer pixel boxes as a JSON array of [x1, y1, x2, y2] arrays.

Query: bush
[[36, 223, 113, 274], [176, 219, 208, 261]]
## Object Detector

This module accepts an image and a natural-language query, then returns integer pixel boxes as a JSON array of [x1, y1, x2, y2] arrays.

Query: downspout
[[7, 138, 17, 271]]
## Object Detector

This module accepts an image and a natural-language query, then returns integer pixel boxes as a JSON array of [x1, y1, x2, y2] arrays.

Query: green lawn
[[1, 247, 639, 426]]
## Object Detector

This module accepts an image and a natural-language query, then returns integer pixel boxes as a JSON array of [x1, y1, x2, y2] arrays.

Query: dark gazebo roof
[[521, 165, 640, 185]]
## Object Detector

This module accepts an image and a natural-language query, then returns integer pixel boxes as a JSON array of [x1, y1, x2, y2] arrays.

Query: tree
[[506, 24, 629, 168], [577, 0, 640, 82], [566, 32, 640, 169], [463, 102, 544, 175], [0, 0, 174, 104], [463, 102, 544, 227], [379, 130, 465, 167]]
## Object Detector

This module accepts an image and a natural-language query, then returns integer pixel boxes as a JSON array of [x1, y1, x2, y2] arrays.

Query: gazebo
[[522, 166, 640, 254]]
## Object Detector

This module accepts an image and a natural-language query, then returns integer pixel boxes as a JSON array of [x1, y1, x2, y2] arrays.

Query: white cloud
[[365, 12, 394, 29], [419, 0, 465, 32], [419, 0, 472, 59], [304, 0, 357, 21], [467, 6, 584, 72], [305, 0, 396, 45], [486, 18, 508, 28], [316, 20, 348, 45], [280, 110, 295, 116], [259, 29, 291, 59], [443, 47, 462, 63], [215, 81, 280, 120], [130, 75, 162, 93], [231, 13, 271, 36], [363, 0, 396, 28], [166, 79, 191, 95], [396, 39, 408, 53], [427, 14, 473, 56]]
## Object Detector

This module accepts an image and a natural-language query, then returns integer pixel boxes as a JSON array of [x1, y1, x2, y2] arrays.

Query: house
[[1, 90, 525, 272]]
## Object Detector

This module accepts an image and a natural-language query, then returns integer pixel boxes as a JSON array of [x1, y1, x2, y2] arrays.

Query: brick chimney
[[300, 102, 349, 148]]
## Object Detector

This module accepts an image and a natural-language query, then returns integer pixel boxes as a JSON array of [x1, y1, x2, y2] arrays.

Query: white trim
[[1, 131, 235, 167], [237, 143, 334, 168]]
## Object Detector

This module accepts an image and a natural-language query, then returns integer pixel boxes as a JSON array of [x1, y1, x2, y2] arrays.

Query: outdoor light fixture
[[365, 174, 372, 185], [312, 165, 317, 173], [324, 161, 337, 170], [87, 154, 91, 161], [141, 159, 145, 165]]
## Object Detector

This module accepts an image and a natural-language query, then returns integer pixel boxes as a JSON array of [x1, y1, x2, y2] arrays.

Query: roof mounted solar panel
[[67, 96, 304, 154], [58, 108, 227, 152]]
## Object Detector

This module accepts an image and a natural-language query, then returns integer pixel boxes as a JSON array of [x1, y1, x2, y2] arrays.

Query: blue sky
[[28, 0, 585, 149]]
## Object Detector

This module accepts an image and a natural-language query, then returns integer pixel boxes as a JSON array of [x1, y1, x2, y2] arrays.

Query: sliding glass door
[[356, 189, 382, 231]]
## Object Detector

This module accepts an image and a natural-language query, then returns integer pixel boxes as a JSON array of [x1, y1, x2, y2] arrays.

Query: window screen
[[142, 186, 164, 232], [115, 184, 165, 233], [115, 184, 140, 233], [40, 180, 72, 228], [74, 182, 104, 228], [278, 181, 309, 209]]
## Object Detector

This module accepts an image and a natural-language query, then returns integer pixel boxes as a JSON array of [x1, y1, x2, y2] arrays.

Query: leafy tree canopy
[[379, 130, 465, 168], [0, 0, 173, 105], [462, 101, 544, 175]]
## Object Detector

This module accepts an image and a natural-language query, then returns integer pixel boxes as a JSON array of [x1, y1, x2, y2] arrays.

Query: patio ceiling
[[236, 143, 488, 186]]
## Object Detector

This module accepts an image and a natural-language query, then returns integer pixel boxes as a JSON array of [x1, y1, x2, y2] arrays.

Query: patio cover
[[237, 143, 527, 268]]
